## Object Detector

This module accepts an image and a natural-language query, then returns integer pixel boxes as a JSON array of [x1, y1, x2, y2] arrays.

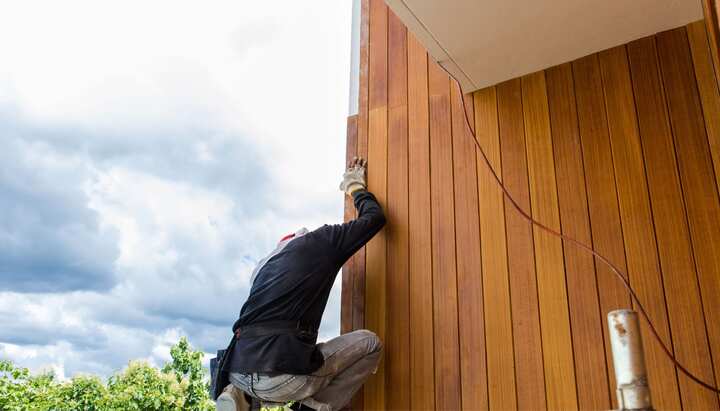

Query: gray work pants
[[230, 329, 382, 410]]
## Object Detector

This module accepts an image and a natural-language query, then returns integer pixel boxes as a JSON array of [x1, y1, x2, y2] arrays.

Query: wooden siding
[[703, 0, 720, 89], [342, 2, 720, 409]]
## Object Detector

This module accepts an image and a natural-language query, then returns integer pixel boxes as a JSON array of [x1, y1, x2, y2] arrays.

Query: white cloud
[[0, 342, 68, 381], [0, 0, 352, 378], [1, 340, 92, 381]]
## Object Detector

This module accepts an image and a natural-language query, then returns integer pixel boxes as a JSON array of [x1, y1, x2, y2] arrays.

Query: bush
[[0, 337, 214, 411]]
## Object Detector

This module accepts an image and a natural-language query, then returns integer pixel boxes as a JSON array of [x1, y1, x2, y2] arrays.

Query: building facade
[[342, 1, 720, 409]]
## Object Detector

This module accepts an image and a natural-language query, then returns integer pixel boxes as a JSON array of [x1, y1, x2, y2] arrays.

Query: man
[[216, 157, 385, 411]]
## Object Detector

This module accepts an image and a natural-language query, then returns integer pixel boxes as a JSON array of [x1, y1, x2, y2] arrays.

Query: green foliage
[[162, 337, 209, 410], [104, 361, 183, 410], [0, 338, 214, 411], [53, 376, 107, 411]]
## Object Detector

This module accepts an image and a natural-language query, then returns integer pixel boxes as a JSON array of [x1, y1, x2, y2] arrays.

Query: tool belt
[[234, 320, 318, 340], [211, 320, 318, 400]]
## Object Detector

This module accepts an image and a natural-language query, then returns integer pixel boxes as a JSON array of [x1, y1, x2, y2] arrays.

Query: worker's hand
[[339, 157, 367, 196]]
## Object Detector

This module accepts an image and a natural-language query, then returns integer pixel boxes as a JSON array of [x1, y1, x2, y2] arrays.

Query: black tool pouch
[[211, 335, 237, 401]]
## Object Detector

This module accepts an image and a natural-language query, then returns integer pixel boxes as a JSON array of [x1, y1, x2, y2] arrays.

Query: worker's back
[[229, 231, 339, 374], [227, 190, 385, 375], [214, 161, 386, 410]]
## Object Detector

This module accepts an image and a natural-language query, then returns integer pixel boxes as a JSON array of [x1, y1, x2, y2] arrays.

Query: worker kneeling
[[215, 157, 385, 411]]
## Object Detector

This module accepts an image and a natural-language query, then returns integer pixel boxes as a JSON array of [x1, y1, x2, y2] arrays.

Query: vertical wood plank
[[357, 0, 370, 163], [599, 45, 681, 411], [464, 92, 475, 133], [351, 3, 370, 408], [572, 55, 632, 407], [342, 115, 359, 335], [408, 33, 435, 410], [407, 32, 435, 411], [368, 0, 387, 110], [521, 71, 578, 411], [687, 21, 720, 398], [451, 84, 488, 411], [365, 114, 387, 409], [688, 20, 720, 195], [497, 78, 547, 411], [386, 10, 410, 410], [546, 63, 610, 410], [356, 6, 720, 410], [656, 27, 720, 407], [702, 1, 720, 89], [474, 87, 515, 410], [428, 59, 462, 411], [364, 1, 388, 409], [353, 0, 370, 333], [630, 33, 718, 410]]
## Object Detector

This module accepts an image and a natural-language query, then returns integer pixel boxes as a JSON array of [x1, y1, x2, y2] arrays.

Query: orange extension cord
[[445, 73, 720, 394]]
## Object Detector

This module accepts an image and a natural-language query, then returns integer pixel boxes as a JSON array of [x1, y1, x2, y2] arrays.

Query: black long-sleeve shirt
[[226, 190, 385, 375]]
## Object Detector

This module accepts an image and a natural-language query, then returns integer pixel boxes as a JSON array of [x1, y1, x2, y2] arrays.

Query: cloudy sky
[[0, 1, 352, 379]]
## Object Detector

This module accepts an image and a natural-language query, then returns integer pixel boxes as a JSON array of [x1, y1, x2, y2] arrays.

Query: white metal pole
[[608, 309, 653, 411]]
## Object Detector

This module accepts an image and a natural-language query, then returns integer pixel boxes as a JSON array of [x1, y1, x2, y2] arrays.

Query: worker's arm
[[312, 158, 386, 262]]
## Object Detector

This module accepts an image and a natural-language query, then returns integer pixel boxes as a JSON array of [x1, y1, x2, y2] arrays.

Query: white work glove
[[339, 157, 367, 196]]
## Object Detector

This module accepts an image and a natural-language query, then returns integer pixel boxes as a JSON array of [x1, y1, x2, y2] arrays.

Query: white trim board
[[386, 0, 703, 92]]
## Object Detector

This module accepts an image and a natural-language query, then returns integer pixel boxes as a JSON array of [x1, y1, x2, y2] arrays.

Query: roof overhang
[[386, 0, 704, 92]]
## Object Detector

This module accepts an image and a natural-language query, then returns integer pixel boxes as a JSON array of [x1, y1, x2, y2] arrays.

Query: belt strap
[[234, 320, 317, 340]]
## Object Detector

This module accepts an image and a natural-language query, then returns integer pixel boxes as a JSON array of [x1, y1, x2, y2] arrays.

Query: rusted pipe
[[608, 309, 653, 411]]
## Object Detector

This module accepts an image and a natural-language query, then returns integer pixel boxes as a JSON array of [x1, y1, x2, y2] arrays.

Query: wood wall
[[704, 0, 720, 89], [341, 1, 720, 409]]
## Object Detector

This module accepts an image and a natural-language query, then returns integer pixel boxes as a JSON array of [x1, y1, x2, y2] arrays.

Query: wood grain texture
[[357, 0, 370, 162], [630, 33, 718, 410], [687, 21, 720, 401], [368, 0, 387, 110], [451, 84, 488, 411], [545, 63, 610, 410], [599, 45, 681, 411], [521, 71, 577, 411], [497, 78, 547, 411], [656, 27, 720, 407], [351, 4, 370, 409], [364, 1, 388, 409], [688, 21, 720, 197], [385, 11, 410, 410], [342, 115, 359, 335], [428, 60, 462, 411], [407, 32, 435, 411], [464, 91, 475, 133], [702, 1, 720, 89], [474, 86, 514, 411], [353, 0, 370, 333], [365, 107, 388, 410], [572, 55, 631, 406], [354, 0, 371, 327], [349, 5, 720, 408]]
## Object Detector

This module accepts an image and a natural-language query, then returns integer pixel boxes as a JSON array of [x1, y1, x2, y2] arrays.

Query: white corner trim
[[348, 0, 361, 116]]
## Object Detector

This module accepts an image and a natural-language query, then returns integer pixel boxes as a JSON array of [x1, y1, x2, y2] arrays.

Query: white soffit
[[386, 0, 703, 92]]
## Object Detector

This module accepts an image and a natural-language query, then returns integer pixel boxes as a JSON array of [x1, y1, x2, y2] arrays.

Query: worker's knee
[[354, 329, 383, 354]]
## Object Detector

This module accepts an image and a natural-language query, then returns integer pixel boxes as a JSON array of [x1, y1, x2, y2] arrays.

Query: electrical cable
[[444, 71, 720, 394]]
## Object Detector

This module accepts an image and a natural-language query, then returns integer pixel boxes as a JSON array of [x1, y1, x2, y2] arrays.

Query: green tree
[[52, 376, 107, 411], [0, 359, 33, 410], [162, 337, 213, 410], [0, 337, 214, 410], [105, 361, 183, 410]]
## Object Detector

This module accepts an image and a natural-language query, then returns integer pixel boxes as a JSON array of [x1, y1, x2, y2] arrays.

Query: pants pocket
[[229, 372, 252, 391]]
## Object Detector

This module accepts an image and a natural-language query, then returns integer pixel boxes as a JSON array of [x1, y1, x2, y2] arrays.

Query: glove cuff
[[346, 182, 366, 196]]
